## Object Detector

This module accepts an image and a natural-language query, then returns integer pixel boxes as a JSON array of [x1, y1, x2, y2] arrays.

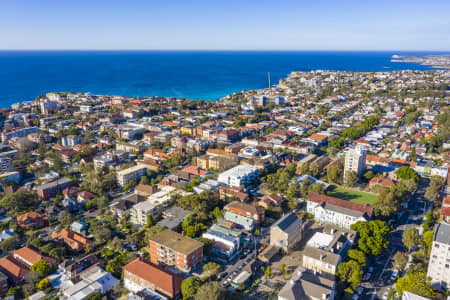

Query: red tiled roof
[[123, 258, 182, 297], [308, 192, 374, 217], [182, 165, 208, 176], [369, 177, 395, 188], [13, 247, 55, 266], [0, 255, 29, 280], [308, 133, 328, 142], [16, 212, 47, 225]]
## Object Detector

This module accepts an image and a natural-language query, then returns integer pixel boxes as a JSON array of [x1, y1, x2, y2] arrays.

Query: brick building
[[148, 229, 203, 272]]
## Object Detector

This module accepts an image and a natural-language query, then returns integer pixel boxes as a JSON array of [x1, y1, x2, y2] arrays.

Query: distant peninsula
[[392, 54, 450, 69]]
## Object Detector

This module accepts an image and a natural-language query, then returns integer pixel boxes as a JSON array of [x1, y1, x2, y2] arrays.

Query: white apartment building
[[1, 126, 39, 142], [116, 165, 147, 187], [129, 186, 178, 225], [306, 193, 373, 229], [427, 222, 450, 290], [0, 157, 13, 173], [344, 145, 367, 178], [218, 165, 259, 187]]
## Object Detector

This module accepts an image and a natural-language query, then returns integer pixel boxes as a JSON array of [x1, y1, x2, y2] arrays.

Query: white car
[[382, 291, 389, 300], [391, 269, 399, 281]]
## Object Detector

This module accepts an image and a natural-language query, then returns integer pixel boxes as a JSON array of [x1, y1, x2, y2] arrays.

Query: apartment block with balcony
[[116, 165, 147, 187], [427, 222, 450, 290], [148, 229, 203, 272]]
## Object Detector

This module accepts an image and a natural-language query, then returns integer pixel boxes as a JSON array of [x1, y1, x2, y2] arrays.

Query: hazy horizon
[[1, 0, 449, 51]]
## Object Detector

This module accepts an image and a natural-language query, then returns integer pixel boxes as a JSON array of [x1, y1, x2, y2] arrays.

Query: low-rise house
[[135, 184, 159, 197], [13, 246, 55, 267], [58, 254, 99, 281], [270, 213, 303, 252], [202, 229, 240, 260], [62, 266, 119, 299], [36, 177, 73, 200], [123, 258, 183, 299], [148, 229, 203, 272], [156, 206, 193, 231], [0, 255, 29, 284], [306, 193, 373, 229], [278, 267, 335, 300], [52, 229, 89, 251], [223, 201, 264, 231], [77, 191, 96, 204], [258, 194, 284, 209], [17, 211, 48, 229], [302, 229, 355, 276], [219, 186, 248, 202], [368, 177, 395, 189]]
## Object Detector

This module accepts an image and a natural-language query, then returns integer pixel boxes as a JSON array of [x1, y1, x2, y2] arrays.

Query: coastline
[[0, 50, 447, 108]]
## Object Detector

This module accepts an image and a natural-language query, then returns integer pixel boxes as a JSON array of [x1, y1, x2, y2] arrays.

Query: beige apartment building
[[116, 165, 147, 187], [344, 145, 367, 178]]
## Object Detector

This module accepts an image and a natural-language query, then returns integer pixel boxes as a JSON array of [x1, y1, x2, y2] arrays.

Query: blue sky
[[1, 0, 449, 50]]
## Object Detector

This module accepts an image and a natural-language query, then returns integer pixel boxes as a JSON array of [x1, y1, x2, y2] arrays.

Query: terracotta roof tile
[[123, 258, 182, 297], [308, 192, 374, 217]]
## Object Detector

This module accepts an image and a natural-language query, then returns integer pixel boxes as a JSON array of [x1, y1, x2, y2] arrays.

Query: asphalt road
[[359, 180, 430, 300]]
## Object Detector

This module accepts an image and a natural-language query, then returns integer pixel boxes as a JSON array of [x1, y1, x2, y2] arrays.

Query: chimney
[[320, 255, 324, 261]]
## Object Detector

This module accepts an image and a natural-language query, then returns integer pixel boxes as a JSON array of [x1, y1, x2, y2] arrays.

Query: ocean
[[0, 50, 444, 107]]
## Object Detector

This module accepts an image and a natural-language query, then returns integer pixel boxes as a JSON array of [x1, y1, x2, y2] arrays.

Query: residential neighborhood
[[0, 69, 448, 300]]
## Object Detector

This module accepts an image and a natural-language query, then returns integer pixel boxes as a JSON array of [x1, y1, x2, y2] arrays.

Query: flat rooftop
[[306, 232, 334, 249], [150, 229, 203, 255]]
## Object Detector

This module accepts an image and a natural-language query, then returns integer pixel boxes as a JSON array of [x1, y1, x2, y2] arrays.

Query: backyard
[[328, 186, 378, 205]]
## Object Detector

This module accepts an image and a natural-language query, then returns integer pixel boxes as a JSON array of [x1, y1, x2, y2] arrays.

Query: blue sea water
[[0, 50, 445, 107]]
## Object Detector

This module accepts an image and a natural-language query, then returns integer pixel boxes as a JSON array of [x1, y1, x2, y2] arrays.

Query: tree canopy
[[351, 220, 390, 256], [396, 271, 435, 298]]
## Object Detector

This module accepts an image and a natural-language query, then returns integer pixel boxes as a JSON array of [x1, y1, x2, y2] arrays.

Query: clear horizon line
[[0, 49, 449, 52]]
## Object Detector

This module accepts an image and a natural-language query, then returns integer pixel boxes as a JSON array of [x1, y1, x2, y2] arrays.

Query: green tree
[[36, 278, 51, 291], [393, 251, 408, 272], [395, 166, 419, 182], [194, 282, 225, 300], [347, 249, 367, 266], [84, 292, 102, 300], [327, 162, 343, 184], [203, 262, 221, 275], [1, 236, 18, 251], [280, 263, 287, 277], [30, 260, 52, 278], [181, 277, 200, 300], [424, 176, 444, 203], [140, 176, 149, 185], [396, 271, 435, 298], [345, 171, 359, 187], [423, 230, 434, 254], [375, 188, 399, 217], [351, 220, 390, 256], [402, 228, 419, 252], [147, 214, 154, 227], [286, 180, 301, 201], [264, 265, 273, 278], [337, 260, 363, 290]]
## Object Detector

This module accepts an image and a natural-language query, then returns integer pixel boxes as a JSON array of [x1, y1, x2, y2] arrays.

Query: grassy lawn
[[328, 186, 378, 205]]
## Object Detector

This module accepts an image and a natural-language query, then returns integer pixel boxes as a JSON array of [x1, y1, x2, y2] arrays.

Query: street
[[359, 179, 429, 300]]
